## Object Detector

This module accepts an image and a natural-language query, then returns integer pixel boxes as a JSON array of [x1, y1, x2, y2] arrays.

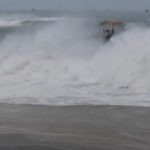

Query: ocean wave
[[0, 16, 149, 106], [0, 19, 22, 27], [0, 17, 66, 28], [21, 17, 66, 23]]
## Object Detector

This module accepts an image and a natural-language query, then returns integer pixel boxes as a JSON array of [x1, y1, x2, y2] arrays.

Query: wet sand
[[0, 104, 150, 149]]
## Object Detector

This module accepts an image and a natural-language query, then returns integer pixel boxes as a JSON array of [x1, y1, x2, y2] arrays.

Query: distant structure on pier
[[32, 9, 36, 12], [145, 9, 149, 13]]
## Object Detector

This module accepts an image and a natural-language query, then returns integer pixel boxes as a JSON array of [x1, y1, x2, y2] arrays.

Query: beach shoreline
[[0, 103, 150, 149]]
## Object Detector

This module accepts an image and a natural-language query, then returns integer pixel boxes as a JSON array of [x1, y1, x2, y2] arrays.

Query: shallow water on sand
[[0, 104, 149, 149]]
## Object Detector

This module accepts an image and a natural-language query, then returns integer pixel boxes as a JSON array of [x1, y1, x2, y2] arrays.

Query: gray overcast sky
[[1, 0, 150, 10]]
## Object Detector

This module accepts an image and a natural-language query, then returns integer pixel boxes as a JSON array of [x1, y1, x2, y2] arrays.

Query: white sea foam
[[0, 16, 149, 106], [0, 12, 64, 27]]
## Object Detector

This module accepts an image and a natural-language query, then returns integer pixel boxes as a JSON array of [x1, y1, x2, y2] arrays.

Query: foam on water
[[0, 12, 65, 27], [0, 13, 149, 106]]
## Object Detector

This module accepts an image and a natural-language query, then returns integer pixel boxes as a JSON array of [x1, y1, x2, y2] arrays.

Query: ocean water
[[0, 10, 150, 106]]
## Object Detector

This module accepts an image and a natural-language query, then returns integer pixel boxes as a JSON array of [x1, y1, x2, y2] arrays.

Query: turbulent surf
[[0, 11, 149, 106]]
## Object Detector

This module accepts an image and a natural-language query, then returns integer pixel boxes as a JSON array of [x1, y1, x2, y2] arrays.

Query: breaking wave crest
[[0, 12, 65, 27], [0, 15, 150, 106]]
